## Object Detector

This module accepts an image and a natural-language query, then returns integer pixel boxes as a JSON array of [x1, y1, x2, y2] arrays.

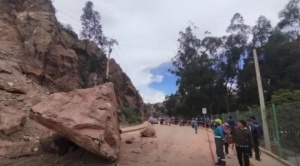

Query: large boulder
[[30, 83, 121, 161], [140, 126, 156, 137]]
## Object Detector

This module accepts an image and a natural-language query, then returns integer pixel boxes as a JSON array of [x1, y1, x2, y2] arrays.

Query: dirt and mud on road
[[0, 124, 239, 166], [119, 125, 239, 166]]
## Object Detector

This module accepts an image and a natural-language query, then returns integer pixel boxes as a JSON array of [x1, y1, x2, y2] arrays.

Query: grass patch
[[119, 105, 142, 124]]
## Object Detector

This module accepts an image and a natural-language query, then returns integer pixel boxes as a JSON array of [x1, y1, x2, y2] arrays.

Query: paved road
[[119, 124, 239, 166]]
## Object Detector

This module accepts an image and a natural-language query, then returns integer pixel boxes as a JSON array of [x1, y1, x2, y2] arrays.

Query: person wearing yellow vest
[[214, 119, 226, 166]]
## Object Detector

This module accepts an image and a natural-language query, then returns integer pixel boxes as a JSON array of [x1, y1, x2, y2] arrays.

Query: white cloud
[[53, 0, 289, 103], [139, 85, 166, 104], [151, 75, 163, 83]]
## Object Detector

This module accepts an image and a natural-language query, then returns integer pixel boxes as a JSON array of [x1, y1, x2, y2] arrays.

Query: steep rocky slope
[[0, 0, 143, 119], [0, 0, 144, 163]]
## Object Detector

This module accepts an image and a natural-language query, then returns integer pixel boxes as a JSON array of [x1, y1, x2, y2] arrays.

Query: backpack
[[252, 123, 263, 138]]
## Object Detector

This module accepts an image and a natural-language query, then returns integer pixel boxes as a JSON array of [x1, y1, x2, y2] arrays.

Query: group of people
[[213, 116, 262, 166]]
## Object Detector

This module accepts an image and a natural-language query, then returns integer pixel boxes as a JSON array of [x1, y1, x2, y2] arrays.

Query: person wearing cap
[[214, 119, 226, 166], [232, 120, 254, 166], [222, 122, 232, 158]]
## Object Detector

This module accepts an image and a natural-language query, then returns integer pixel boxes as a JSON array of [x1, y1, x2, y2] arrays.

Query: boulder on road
[[140, 126, 156, 137], [30, 83, 121, 161], [124, 136, 135, 144]]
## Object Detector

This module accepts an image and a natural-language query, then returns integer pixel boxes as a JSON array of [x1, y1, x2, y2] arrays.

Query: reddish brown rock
[[5, 141, 40, 159], [30, 83, 121, 161], [0, 140, 16, 157], [0, 104, 27, 135], [140, 126, 156, 137], [0, 0, 143, 124], [124, 136, 135, 144]]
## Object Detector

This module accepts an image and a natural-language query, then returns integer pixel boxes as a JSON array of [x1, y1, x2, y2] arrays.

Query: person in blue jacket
[[193, 118, 198, 134], [214, 119, 226, 166]]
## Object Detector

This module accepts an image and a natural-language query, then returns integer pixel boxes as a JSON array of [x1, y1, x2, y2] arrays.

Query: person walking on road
[[193, 118, 198, 134], [247, 116, 262, 161], [227, 116, 236, 133], [232, 120, 254, 166], [214, 119, 226, 166], [222, 122, 232, 158]]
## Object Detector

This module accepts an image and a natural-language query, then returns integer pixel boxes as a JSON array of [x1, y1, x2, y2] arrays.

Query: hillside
[[0, 0, 145, 164], [0, 0, 143, 127]]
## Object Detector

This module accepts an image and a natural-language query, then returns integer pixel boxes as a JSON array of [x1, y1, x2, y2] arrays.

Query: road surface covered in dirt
[[119, 124, 239, 166], [1, 124, 239, 166]]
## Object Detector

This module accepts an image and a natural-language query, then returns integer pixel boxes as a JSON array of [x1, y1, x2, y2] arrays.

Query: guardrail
[[121, 122, 150, 134]]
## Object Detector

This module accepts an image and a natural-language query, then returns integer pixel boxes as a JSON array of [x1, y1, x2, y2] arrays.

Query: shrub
[[119, 105, 142, 124]]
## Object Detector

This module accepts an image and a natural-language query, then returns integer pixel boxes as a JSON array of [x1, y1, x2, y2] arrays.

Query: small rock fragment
[[7, 82, 14, 87], [125, 136, 135, 144]]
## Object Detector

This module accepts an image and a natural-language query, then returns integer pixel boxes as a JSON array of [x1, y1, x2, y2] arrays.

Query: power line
[[119, 44, 174, 51], [56, 9, 82, 24], [54, 9, 178, 52], [55, 11, 177, 52], [112, 46, 129, 74], [56, 15, 82, 27], [116, 45, 131, 70]]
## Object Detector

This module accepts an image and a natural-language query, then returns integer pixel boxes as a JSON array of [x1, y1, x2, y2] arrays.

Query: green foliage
[[80, 1, 104, 45], [78, 54, 103, 88], [58, 23, 79, 39], [271, 89, 300, 104], [275, 102, 300, 152], [278, 0, 300, 37], [166, 0, 300, 118], [88, 55, 101, 73], [64, 24, 78, 39], [120, 105, 142, 124]]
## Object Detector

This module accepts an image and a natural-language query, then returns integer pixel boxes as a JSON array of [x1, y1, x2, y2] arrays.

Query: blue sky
[[149, 63, 178, 96]]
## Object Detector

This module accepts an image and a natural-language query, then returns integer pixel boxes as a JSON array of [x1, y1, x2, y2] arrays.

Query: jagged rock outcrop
[[30, 83, 121, 161], [0, 0, 143, 125]]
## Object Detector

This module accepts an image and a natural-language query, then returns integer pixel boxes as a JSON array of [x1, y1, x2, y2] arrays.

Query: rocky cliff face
[[0, 0, 143, 115]]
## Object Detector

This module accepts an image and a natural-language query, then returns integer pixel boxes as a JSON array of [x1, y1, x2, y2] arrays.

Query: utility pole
[[253, 49, 271, 151], [105, 38, 118, 80]]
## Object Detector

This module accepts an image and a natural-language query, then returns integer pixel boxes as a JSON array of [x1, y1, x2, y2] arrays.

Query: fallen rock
[[23, 136, 34, 142], [0, 68, 12, 74], [125, 136, 135, 144], [140, 126, 156, 137], [5, 141, 40, 159], [0, 140, 16, 157], [30, 83, 120, 161], [0, 105, 27, 135], [0, 82, 27, 94], [7, 81, 14, 87], [0, 61, 12, 74]]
